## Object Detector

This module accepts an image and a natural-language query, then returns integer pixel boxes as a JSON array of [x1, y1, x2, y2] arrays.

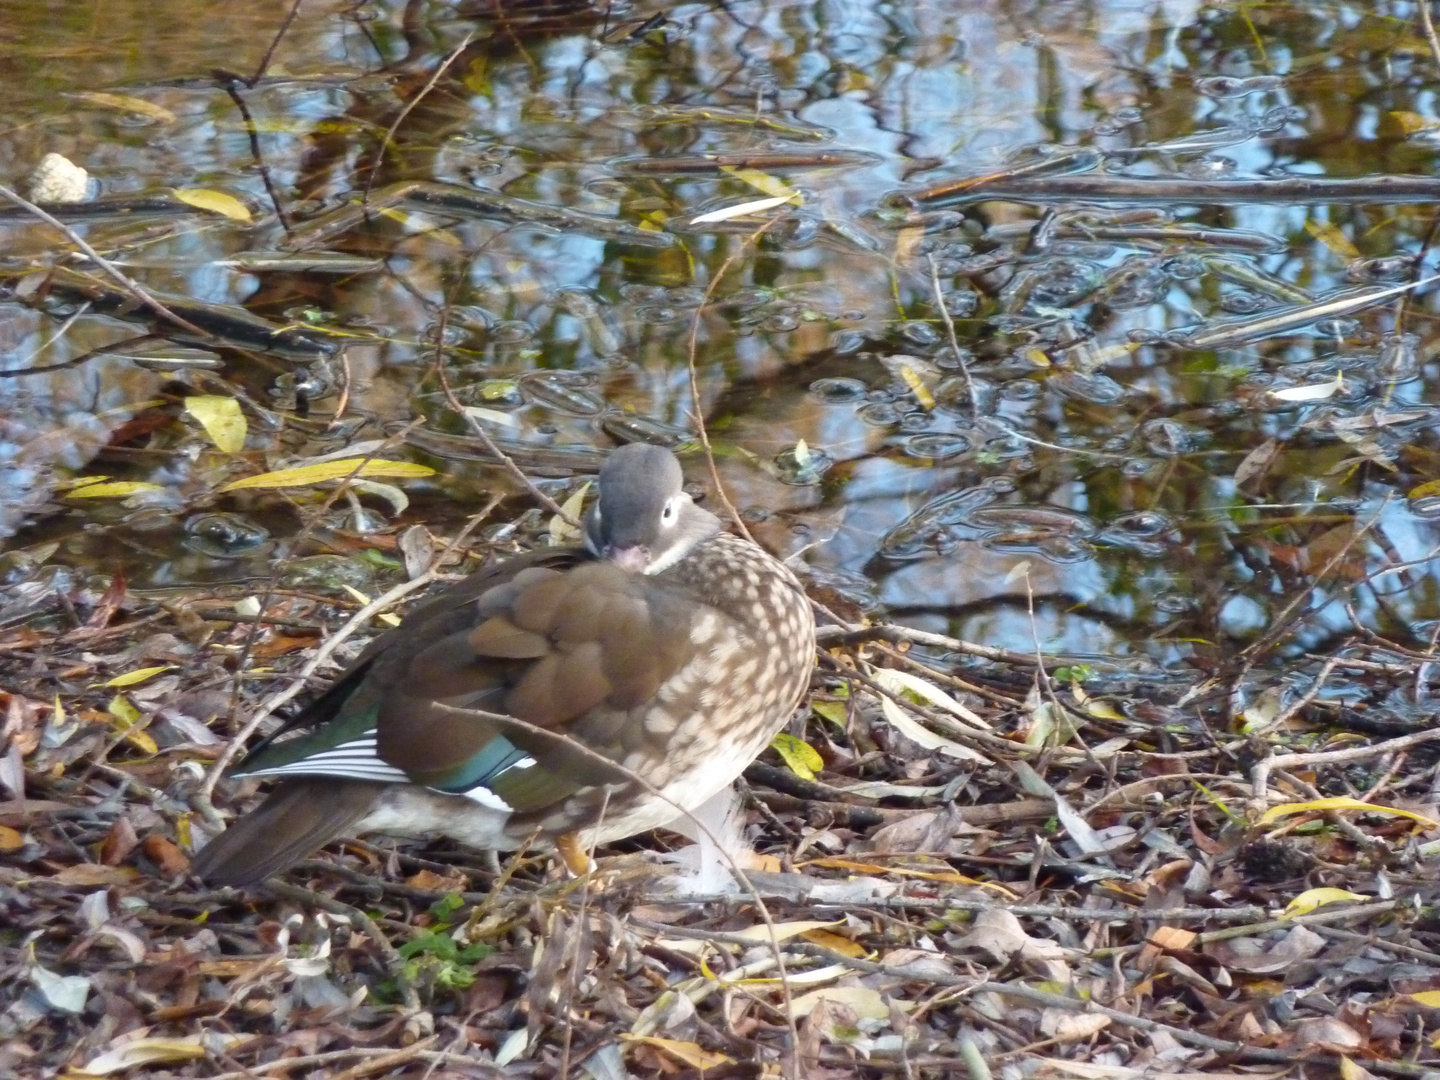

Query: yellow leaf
[[733, 919, 844, 943], [107, 696, 157, 755], [1082, 699, 1125, 721], [801, 928, 865, 957], [1257, 796, 1438, 828], [720, 166, 798, 200], [1282, 887, 1368, 918], [1305, 219, 1361, 260], [184, 395, 247, 453], [622, 1036, 733, 1071], [806, 856, 991, 886], [550, 481, 590, 544], [1410, 479, 1440, 499], [103, 666, 173, 688], [65, 481, 165, 498], [68, 91, 177, 124], [340, 584, 373, 606], [0, 825, 23, 851], [771, 732, 823, 780], [1409, 990, 1440, 1007], [219, 459, 435, 491], [173, 188, 252, 221], [812, 701, 848, 728], [1387, 110, 1434, 135], [791, 985, 892, 1020], [898, 361, 935, 410], [77, 1034, 251, 1075]]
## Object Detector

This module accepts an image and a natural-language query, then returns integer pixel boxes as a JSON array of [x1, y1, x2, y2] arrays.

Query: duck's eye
[[660, 498, 678, 525]]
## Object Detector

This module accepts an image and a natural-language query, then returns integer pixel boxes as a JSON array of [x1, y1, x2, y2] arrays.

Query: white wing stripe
[[237, 728, 516, 813]]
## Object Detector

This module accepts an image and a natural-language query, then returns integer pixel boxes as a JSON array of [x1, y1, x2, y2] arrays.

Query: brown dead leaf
[[4, 693, 44, 756], [1234, 437, 1282, 487], [248, 632, 322, 659], [1289, 1015, 1363, 1052], [53, 864, 140, 887], [623, 1035, 734, 1070], [100, 815, 139, 865], [407, 868, 471, 892], [1039, 1009, 1110, 1040], [1207, 925, 1325, 974], [142, 834, 190, 877], [954, 908, 1067, 963]]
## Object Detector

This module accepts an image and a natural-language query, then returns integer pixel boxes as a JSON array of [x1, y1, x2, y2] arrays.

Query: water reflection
[[0, 0, 1436, 667]]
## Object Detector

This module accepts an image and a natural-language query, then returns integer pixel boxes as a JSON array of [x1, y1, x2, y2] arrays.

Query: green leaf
[[771, 732, 823, 780]]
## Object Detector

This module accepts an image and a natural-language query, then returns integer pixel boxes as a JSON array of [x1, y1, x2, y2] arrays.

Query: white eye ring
[[660, 498, 678, 526]]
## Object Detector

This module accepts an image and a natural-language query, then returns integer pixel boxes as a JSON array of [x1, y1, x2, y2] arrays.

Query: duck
[[190, 442, 816, 885]]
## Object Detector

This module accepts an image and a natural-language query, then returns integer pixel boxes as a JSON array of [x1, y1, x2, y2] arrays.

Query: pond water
[[1, 0, 1437, 687]]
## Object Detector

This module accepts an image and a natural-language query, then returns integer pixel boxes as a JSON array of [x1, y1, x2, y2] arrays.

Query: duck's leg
[[556, 831, 594, 876]]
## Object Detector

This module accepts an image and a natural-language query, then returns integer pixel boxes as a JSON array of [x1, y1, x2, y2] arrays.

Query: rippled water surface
[[2, 0, 1438, 675]]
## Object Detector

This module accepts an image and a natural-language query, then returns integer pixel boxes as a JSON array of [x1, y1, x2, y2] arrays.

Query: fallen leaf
[[622, 1036, 733, 1070], [219, 459, 435, 492], [78, 1034, 252, 1076], [173, 188, 253, 222]]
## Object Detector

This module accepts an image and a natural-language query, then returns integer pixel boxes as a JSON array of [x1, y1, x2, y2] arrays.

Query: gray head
[[584, 443, 722, 573]]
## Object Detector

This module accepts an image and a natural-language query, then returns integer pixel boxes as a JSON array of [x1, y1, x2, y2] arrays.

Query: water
[[1, 0, 1437, 676]]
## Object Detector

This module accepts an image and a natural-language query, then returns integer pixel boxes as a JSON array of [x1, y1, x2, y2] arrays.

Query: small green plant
[[386, 893, 493, 995]]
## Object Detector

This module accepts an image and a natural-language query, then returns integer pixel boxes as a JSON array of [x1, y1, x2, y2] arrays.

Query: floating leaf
[[68, 91, 177, 124], [462, 405, 522, 427], [898, 360, 936, 409], [771, 732, 823, 780], [219, 459, 435, 492], [66, 480, 164, 498], [1305, 220, 1361, 260], [183, 395, 247, 452], [1270, 372, 1344, 402], [1257, 796, 1438, 828], [1282, 887, 1367, 918], [174, 188, 252, 221], [690, 193, 800, 224], [722, 166, 801, 198]]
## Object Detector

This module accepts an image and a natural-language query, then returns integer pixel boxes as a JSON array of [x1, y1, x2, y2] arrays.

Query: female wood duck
[[191, 443, 816, 885]]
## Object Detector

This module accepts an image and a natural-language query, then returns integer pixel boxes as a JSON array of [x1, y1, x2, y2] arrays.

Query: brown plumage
[[191, 444, 815, 886]]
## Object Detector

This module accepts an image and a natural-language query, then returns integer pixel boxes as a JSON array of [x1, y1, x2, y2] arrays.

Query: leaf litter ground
[[3, 529, 1440, 1080]]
